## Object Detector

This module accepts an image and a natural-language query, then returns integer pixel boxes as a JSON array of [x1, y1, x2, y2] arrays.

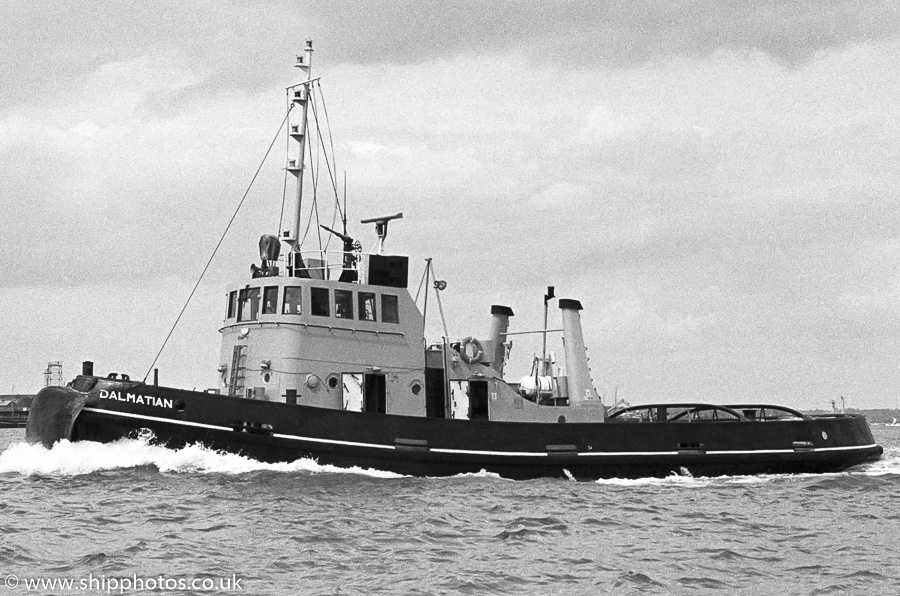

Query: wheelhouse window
[[227, 291, 237, 319], [358, 292, 376, 321], [237, 287, 261, 322], [283, 287, 302, 314], [382, 294, 399, 324], [311, 287, 330, 317], [262, 286, 278, 315], [334, 289, 353, 319]]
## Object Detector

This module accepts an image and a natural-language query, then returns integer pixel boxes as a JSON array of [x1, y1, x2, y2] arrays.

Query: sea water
[[1, 426, 899, 596]]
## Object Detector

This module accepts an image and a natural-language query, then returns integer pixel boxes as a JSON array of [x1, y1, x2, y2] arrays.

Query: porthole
[[327, 375, 339, 390], [306, 374, 320, 388], [174, 400, 186, 412], [264, 373, 271, 383], [411, 382, 422, 396]]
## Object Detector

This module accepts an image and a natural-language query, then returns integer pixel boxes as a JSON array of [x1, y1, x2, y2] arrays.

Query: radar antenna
[[360, 212, 403, 254]]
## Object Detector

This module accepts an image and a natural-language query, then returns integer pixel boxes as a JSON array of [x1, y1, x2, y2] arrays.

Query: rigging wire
[[298, 121, 320, 249], [308, 93, 337, 251], [429, 261, 451, 339], [294, 82, 344, 255], [414, 261, 429, 303], [318, 83, 346, 234], [311, 99, 323, 252], [297, 88, 326, 252], [277, 92, 294, 237], [419, 258, 432, 339], [311, 94, 324, 252], [317, 81, 341, 202], [309, 84, 342, 219], [142, 109, 291, 383], [313, 155, 323, 253]]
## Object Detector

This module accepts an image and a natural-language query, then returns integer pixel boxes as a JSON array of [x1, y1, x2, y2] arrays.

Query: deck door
[[449, 380, 469, 419], [364, 374, 386, 414], [342, 373, 363, 411]]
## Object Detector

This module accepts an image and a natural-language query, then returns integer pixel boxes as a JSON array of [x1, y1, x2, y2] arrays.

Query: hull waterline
[[29, 382, 882, 481]]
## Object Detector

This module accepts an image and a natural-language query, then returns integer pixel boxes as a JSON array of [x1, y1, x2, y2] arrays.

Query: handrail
[[608, 402, 813, 422], [277, 249, 358, 280], [725, 404, 811, 420], [608, 403, 747, 421], [276, 249, 413, 279]]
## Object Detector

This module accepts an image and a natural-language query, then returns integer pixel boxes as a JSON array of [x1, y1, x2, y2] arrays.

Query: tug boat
[[27, 42, 882, 480]]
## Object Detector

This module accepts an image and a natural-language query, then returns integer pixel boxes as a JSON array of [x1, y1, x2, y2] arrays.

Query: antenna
[[360, 212, 403, 254], [342, 171, 348, 236], [541, 286, 556, 375]]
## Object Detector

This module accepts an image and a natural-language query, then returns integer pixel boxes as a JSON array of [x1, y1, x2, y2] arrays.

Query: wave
[[594, 472, 719, 487], [434, 469, 507, 480], [593, 460, 900, 487], [4, 435, 897, 482], [857, 446, 900, 476], [0, 436, 404, 479]]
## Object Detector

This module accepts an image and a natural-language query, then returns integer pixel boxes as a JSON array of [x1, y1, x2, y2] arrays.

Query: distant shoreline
[[807, 409, 900, 424]]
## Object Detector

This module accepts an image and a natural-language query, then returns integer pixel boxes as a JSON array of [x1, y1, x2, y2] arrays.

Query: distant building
[[0, 394, 34, 410]]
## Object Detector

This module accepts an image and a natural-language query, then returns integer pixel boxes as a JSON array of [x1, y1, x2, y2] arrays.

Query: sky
[[1, 1, 898, 410]]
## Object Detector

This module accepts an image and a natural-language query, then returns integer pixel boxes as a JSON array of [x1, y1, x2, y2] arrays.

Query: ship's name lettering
[[99, 390, 174, 409]]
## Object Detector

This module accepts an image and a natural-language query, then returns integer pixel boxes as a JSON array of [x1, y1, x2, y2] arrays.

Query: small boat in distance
[[26, 41, 882, 479]]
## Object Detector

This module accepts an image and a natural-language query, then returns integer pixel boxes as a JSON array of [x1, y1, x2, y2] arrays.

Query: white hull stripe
[[706, 444, 880, 454], [83, 408, 394, 450], [84, 408, 230, 432], [272, 433, 394, 450], [81, 408, 878, 458]]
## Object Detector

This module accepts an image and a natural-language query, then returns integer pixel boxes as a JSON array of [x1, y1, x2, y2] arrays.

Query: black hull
[[33, 383, 882, 480]]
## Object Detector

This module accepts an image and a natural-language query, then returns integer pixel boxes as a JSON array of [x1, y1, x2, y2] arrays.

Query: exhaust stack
[[559, 299, 604, 415], [487, 305, 514, 374]]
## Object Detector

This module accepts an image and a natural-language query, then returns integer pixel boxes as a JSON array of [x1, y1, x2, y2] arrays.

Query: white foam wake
[[858, 446, 900, 476], [0, 437, 404, 478], [593, 451, 900, 485], [435, 469, 506, 480], [594, 471, 719, 487]]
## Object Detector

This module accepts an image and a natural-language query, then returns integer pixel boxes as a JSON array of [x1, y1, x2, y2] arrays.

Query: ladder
[[228, 345, 247, 397]]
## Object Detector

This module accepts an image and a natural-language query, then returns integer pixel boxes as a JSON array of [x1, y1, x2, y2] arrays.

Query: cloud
[[5, 1, 899, 112], [304, 0, 900, 67], [0, 49, 291, 287], [1, 3, 898, 406]]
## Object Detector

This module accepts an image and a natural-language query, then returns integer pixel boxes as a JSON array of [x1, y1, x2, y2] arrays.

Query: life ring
[[459, 337, 484, 364]]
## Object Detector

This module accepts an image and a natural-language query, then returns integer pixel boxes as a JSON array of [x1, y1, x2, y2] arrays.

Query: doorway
[[364, 373, 386, 414], [469, 380, 489, 420]]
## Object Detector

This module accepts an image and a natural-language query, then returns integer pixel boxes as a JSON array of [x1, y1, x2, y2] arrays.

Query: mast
[[286, 39, 315, 254], [541, 286, 555, 375]]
